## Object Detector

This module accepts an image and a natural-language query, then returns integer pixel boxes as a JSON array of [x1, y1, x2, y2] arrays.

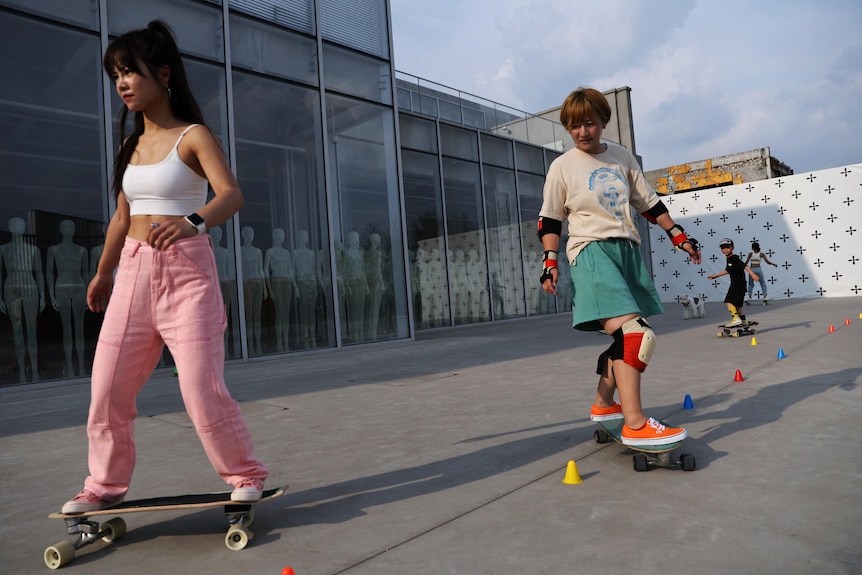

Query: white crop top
[[124, 124, 208, 216]]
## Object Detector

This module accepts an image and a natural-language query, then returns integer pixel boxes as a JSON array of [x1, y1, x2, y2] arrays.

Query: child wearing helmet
[[708, 238, 759, 327]]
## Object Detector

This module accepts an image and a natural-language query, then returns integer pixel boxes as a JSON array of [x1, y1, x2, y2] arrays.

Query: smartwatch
[[184, 212, 206, 235]]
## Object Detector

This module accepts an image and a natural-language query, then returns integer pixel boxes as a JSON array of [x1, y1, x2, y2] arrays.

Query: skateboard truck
[[632, 448, 696, 472], [45, 516, 128, 569]]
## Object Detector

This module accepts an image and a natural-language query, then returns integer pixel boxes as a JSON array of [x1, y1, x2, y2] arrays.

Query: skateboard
[[594, 419, 695, 472], [717, 320, 759, 338], [45, 485, 286, 570]]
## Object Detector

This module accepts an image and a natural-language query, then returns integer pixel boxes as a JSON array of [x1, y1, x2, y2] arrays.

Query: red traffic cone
[[845, 318, 852, 326], [828, 324, 836, 333], [734, 369, 745, 382], [281, 568, 296, 575]]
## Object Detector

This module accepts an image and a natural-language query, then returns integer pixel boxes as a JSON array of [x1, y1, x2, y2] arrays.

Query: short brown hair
[[559, 87, 612, 130]]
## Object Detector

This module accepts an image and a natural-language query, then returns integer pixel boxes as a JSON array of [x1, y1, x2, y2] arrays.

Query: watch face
[[187, 213, 205, 226]]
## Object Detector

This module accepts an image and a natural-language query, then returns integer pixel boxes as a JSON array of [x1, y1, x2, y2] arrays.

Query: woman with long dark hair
[[62, 20, 268, 514]]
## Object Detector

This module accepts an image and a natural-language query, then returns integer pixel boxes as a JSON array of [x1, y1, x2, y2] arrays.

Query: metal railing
[[395, 71, 568, 151]]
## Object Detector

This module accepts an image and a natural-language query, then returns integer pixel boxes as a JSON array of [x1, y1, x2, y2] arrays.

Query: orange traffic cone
[[828, 324, 836, 333], [282, 568, 296, 575], [845, 318, 852, 326], [734, 369, 745, 382]]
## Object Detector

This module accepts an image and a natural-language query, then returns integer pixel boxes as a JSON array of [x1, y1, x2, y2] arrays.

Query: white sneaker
[[725, 317, 743, 328], [231, 478, 264, 502], [62, 489, 124, 514]]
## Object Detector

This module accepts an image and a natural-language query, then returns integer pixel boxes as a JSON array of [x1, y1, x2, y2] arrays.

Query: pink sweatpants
[[84, 235, 268, 499]]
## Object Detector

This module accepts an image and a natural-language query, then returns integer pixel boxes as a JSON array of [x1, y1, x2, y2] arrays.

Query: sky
[[390, 0, 862, 173]]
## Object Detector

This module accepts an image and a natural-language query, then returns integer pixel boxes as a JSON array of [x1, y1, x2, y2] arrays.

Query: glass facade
[[0, 0, 564, 387], [400, 115, 564, 329]]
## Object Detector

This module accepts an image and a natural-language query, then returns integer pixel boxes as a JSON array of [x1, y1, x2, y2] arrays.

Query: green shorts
[[569, 238, 664, 331]]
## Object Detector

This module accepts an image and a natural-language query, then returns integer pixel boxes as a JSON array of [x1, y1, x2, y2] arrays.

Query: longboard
[[594, 420, 695, 472], [45, 485, 286, 569], [717, 320, 759, 338]]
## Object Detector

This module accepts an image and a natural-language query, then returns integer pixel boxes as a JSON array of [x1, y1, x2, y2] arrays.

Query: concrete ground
[[2, 296, 861, 574]]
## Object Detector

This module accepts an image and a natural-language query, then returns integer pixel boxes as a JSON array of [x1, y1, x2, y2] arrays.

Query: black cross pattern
[[649, 164, 861, 303]]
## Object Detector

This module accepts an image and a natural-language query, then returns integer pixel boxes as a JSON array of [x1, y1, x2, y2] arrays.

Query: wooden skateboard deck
[[717, 320, 759, 338], [594, 420, 695, 472], [45, 486, 286, 569]]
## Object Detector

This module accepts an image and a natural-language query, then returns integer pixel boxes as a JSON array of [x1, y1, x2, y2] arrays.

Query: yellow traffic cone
[[750, 336, 758, 346], [562, 460, 583, 485]]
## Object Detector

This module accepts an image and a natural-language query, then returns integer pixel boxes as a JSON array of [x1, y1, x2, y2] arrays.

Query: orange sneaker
[[590, 402, 624, 422], [621, 417, 687, 446]]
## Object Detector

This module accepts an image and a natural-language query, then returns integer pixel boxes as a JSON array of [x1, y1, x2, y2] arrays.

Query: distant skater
[[744, 241, 777, 302], [708, 238, 758, 327]]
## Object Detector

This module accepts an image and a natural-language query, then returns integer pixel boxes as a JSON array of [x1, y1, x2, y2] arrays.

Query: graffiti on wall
[[655, 159, 744, 195]]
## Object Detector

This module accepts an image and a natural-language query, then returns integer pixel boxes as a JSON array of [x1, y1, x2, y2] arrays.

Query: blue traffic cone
[[777, 348, 786, 359], [683, 394, 695, 409]]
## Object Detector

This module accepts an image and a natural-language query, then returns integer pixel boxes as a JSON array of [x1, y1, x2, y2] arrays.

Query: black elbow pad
[[537, 216, 562, 238], [641, 200, 669, 224]]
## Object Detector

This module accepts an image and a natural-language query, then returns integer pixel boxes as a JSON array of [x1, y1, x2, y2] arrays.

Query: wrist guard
[[540, 250, 558, 284], [685, 236, 700, 252], [667, 224, 698, 251], [667, 225, 699, 253], [666, 224, 688, 247]]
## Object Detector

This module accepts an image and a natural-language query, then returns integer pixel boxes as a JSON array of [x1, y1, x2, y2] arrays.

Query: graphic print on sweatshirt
[[589, 167, 629, 222]]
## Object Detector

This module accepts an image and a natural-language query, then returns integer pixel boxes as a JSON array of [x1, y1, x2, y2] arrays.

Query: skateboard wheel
[[101, 517, 127, 543], [594, 429, 610, 444], [225, 524, 251, 551], [680, 453, 696, 471], [44, 540, 76, 570], [632, 454, 649, 472]]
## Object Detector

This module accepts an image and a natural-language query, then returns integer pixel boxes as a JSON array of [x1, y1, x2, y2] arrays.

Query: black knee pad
[[595, 346, 613, 376]]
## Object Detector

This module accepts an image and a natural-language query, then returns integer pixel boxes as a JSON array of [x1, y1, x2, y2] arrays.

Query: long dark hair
[[103, 20, 206, 198]]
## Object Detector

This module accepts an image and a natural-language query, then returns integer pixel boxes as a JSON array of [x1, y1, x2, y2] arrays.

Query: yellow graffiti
[[656, 160, 743, 194]]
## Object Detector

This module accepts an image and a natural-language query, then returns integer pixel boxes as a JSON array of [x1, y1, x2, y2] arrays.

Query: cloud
[[494, 0, 695, 109], [391, 0, 862, 173]]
